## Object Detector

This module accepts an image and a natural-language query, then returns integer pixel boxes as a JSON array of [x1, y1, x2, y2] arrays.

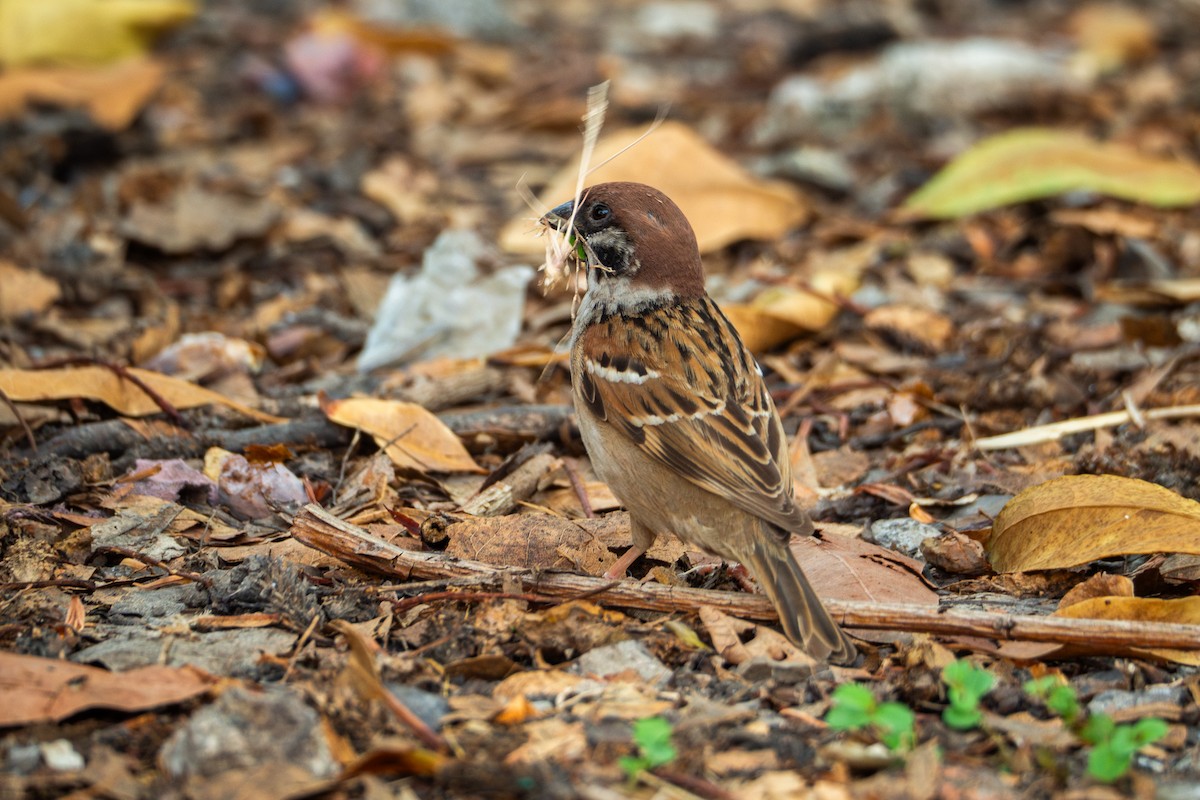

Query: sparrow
[[542, 181, 857, 664]]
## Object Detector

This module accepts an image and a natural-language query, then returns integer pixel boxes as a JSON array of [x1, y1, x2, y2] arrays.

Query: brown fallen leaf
[[121, 182, 281, 253], [1069, 3, 1156, 76], [986, 475, 1200, 573], [0, 58, 166, 130], [0, 366, 283, 423], [500, 121, 808, 255], [722, 242, 873, 351], [1094, 277, 1200, 305], [785, 531, 938, 645], [0, 652, 213, 727], [0, 259, 60, 319], [864, 304, 956, 354], [1058, 573, 1134, 610], [698, 605, 817, 667], [321, 396, 482, 474]]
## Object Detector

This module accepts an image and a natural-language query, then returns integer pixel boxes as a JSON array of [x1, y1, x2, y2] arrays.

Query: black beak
[[542, 200, 574, 231]]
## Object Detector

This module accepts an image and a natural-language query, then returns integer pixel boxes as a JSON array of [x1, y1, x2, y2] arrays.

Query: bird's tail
[[740, 532, 857, 665]]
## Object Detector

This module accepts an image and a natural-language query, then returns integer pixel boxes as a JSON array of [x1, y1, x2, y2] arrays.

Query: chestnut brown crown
[[543, 182, 706, 299]]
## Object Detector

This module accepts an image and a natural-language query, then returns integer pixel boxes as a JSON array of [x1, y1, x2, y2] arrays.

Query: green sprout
[[826, 683, 916, 752], [1024, 677, 1168, 783], [619, 717, 678, 780], [941, 659, 995, 730]]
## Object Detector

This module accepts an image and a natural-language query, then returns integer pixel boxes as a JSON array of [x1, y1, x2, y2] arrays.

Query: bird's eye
[[589, 203, 611, 222]]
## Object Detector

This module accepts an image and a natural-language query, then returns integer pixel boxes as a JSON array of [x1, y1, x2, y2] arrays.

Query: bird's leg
[[603, 519, 657, 579]]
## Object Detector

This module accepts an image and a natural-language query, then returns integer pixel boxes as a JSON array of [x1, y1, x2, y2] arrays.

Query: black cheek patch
[[590, 241, 623, 272]]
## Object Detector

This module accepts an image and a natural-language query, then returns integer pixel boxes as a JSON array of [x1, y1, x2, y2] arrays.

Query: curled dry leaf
[[500, 121, 808, 255], [986, 475, 1200, 573], [903, 127, 1200, 219], [320, 395, 482, 474], [0, 366, 282, 423]]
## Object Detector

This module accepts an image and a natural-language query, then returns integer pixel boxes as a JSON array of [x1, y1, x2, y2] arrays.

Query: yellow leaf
[[986, 475, 1200, 573], [903, 128, 1200, 219], [500, 121, 807, 255], [0, 366, 283, 423], [321, 396, 482, 474], [0, 0, 196, 68], [1055, 596, 1200, 666], [720, 244, 869, 351]]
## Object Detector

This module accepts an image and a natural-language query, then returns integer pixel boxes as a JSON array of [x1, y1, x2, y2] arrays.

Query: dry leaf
[[122, 183, 281, 253], [723, 242, 874, 351], [1094, 278, 1200, 305], [986, 475, 1200, 573], [1058, 573, 1134, 609], [0, 259, 60, 319], [1069, 4, 1156, 76], [903, 128, 1200, 219], [0, 652, 213, 726], [0, 0, 195, 68], [0, 366, 283, 423], [1054, 596, 1200, 665], [791, 532, 938, 607], [500, 121, 808, 255], [864, 304, 956, 354], [0, 57, 165, 130], [320, 396, 481, 474]]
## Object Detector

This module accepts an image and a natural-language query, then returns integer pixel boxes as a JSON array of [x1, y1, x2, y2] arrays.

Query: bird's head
[[541, 182, 705, 300]]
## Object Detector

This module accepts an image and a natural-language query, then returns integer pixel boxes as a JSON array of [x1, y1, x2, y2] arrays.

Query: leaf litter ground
[[1, 0, 1199, 797]]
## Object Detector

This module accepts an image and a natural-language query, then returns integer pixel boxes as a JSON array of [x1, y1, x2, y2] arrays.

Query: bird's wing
[[574, 297, 812, 536]]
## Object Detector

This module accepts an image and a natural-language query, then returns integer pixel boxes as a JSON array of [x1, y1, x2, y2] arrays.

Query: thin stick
[[290, 505, 1200, 655], [0, 384, 36, 452], [974, 404, 1200, 450]]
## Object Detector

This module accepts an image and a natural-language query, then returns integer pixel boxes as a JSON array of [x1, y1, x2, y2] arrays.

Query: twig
[[0, 384, 36, 452], [561, 457, 595, 519], [290, 505, 1200, 656], [0, 578, 97, 591], [651, 768, 739, 800], [92, 545, 213, 588], [974, 404, 1200, 450]]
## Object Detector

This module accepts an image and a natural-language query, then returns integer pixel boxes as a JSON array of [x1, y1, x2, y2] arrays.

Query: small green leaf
[[827, 684, 877, 731], [618, 755, 649, 780], [873, 702, 916, 751], [1131, 718, 1169, 747], [1023, 676, 1059, 697], [942, 704, 983, 731], [1088, 740, 1133, 783], [832, 683, 877, 709], [943, 660, 993, 698], [1046, 686, 1082, 724], [1079, 713, 1116, 746], [631, 717, 677, 768]]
